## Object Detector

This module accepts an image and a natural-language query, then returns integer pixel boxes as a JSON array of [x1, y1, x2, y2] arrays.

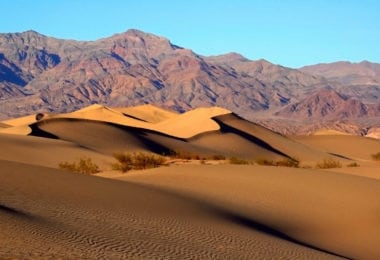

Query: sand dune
[[0, 125, 32, 135], [0, 160, 342, 259], [213, 114, 334, 162], [0, 114, 40, 135], [1, 104, 380, 258], [114, 104, 179, 123], [154, 107, 230, 138], [1, 114, 39, 126], [294, 135, 380, 161], [0, 133, 112, 168], [116, 164, 380, 259], [0, 122, 10, 128]]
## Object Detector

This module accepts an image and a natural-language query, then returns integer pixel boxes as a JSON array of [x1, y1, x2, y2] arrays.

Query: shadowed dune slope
[[0, 122, 10, 128], [293, 135, 380, 161], [31, 119, 173, 156], [188, 131, 284, 160], [31, 117, 258, 159], [119, 164, 380, 259], [212, 114, 334, 162], [0, 133, 112, 168], [31, 106, 320, 161], [0, 160, 340, 259], [51, 105, 230, 139]]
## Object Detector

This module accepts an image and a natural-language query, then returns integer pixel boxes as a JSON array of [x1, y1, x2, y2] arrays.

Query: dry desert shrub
[[171, 150, 203, 160], [229, 156, 250, 165], [315, 158, 342, 169], [371, 152, 380, 161], [275, 158, 300, 168], [347, 162, 360, 167], [255, 157, 299, 167], [59, 157, 100, 174], [170, 150, 226, 161], [112, 152, 166, 173], [255, 158, 276, 166], [208, 154, 226, 160]]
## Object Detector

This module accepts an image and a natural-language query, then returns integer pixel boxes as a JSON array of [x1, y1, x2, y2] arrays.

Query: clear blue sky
[[1, 0, 379, 68]]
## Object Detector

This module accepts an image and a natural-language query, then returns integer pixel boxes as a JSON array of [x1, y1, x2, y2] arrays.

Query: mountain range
[[0, 29, 379, 136]]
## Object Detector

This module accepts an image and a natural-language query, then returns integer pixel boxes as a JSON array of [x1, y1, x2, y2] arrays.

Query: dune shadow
[[213, 117, 291, 159], [328, 153, 352, 160], [0, 204, 31, 218], [222, 211, 350, 259], [126, 181, 350, 259]]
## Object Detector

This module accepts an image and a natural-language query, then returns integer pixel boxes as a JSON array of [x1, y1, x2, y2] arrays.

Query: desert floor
[[1, 105, 380, 259]]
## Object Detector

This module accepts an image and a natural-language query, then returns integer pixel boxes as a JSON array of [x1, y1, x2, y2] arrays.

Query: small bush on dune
[[255, 158, 276, 166], [59, 157, 100, 174], [371, 152, 380, 161], [170, 151, 227, 161], [171, 150, 202, 160], [229, 157, 250, 165], [315, 158, 342, 169], [347, 162, 360, 167], [275, 158, 300, 168], [208, 154, 226, 160], [112, 152, 166, 173], [255, 157, 299, 167]]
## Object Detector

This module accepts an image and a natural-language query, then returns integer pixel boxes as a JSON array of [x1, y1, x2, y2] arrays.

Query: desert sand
[[1, 104, 380, 259]]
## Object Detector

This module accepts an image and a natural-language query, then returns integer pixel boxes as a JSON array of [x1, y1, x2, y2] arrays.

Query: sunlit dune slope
[[114, 104, 179, 123], [120, 164, 380, 259], [0, 160, 339, 259], [294, 135, 380, 161], [0, 133, 111, 168]]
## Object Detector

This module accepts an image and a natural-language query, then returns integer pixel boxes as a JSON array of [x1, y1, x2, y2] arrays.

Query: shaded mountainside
[[0, 29, 379, 135]]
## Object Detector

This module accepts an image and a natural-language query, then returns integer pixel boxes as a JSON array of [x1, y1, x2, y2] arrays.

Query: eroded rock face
[[0, 29, 379, 136]]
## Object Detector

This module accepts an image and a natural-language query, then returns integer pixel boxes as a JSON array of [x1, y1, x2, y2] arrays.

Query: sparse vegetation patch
[[275, 158, 300, 168], [112, 152, 166, 173], [347, 162, 360, 167], [59, 157, 100, 174], [315, 158, 342, 169], [255, 157, 299, 167], [371, 152, 380, 161], [229, 157, 250, 165]]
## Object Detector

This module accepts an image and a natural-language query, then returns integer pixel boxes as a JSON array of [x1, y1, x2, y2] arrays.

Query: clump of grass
[[112, 152, 166, 173], [171, 150, 202, 160], [229, 156, 250, 165], [315, 158, 342, 169], [59, 157, 100, 174], [255, 158, 276, 166], [371, 152, 380, 161], [275, 158, 300, 168], [170, 150, 227, 161], [208, 154, 226, 160], [347, 162, 360, 167], [255, 157, 300, 168]]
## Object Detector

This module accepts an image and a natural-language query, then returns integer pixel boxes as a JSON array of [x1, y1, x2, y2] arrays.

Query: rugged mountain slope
[[0, 29, 328, 119], [0, 29, 379, 136], [300, 61, 380, 104], [276, 89, 380, 119], [300, 61, 380, 86]]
